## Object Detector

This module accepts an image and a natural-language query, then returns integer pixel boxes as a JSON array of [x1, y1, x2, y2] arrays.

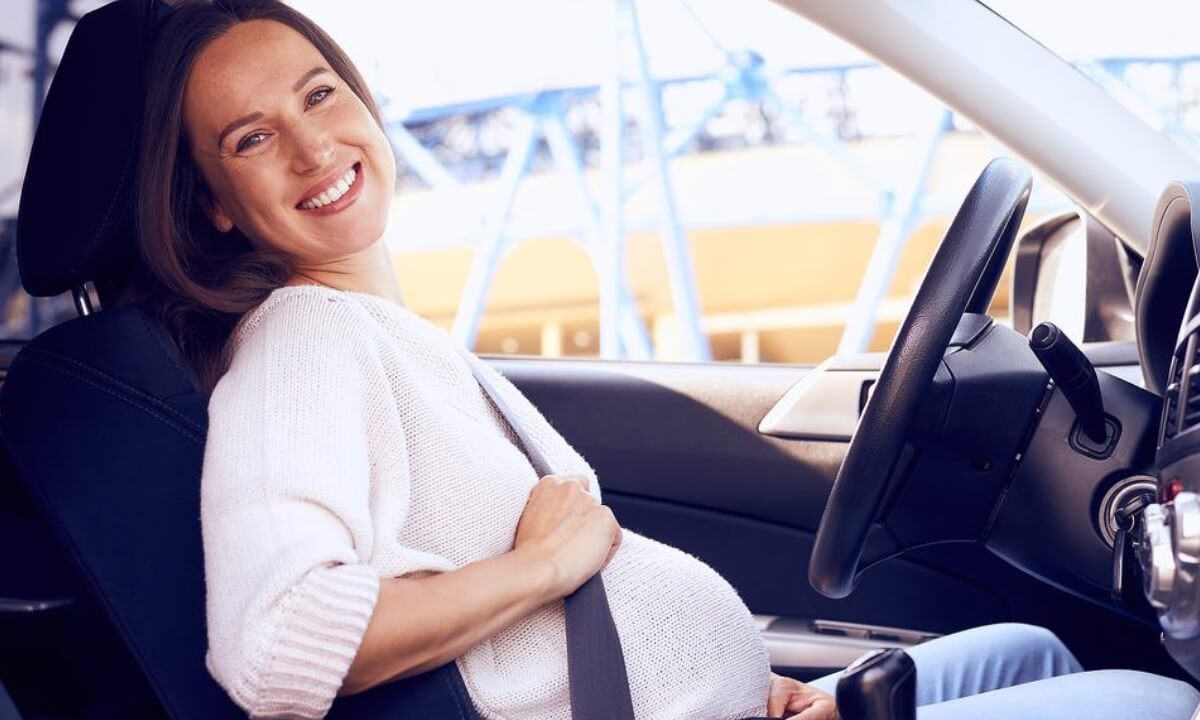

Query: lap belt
[[472, 364, 637, 720]]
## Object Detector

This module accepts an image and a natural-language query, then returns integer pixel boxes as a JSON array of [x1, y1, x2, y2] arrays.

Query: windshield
[[983, 0, 1200, 162]]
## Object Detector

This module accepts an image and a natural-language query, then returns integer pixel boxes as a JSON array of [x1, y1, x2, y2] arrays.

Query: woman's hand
[[513, 473, 623, 599], [767, 673, 839, 719]]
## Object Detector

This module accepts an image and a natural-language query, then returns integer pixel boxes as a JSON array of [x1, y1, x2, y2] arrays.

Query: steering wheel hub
[[810, 158, 1033, 599]]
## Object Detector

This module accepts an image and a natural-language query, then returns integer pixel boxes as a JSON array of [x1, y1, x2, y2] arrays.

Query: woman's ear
[[210, 209, 234, 234], [198, 186, 235, 233]]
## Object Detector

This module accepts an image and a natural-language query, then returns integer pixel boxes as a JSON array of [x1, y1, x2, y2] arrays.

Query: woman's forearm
[[340, 546, 557, 696]]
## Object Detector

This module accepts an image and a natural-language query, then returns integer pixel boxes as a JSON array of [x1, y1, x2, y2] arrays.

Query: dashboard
[[1133, 182, 1200, 679]]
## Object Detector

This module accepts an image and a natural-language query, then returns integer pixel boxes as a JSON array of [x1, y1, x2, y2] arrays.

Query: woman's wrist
[[510, 542, 562, 605]]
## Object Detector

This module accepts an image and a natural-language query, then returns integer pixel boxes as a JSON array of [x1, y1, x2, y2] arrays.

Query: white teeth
[[301, 165, 360, 210]]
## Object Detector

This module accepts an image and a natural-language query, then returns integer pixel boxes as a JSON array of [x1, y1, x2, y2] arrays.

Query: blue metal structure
[[380, 2, 956, 359], [7, 0, 1200, 353], [837, 109, 949, 355], [618, 0, 709, 361]]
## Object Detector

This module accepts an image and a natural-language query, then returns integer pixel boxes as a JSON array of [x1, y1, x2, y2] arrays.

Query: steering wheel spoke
[[810, 158, 1033, 599]]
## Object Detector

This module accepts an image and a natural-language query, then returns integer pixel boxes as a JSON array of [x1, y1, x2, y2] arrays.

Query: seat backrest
[[3, 306, 242, 719], [3, 1, 477, 717], [2, 310, 478, 719], [0, 676, 20, 720]]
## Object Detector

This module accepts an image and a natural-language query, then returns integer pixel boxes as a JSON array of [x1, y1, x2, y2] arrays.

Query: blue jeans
[[809, 623, 1199, 719]]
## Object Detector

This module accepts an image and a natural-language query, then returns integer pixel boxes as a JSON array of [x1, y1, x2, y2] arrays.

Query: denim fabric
[[809, 623, 1199, 720]]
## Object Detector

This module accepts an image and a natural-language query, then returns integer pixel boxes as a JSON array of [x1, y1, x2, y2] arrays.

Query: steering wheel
[[809, 158, 1033, 599]]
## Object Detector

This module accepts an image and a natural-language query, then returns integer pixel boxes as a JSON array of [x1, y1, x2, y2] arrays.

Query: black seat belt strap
[[470, 361, 637, 720]]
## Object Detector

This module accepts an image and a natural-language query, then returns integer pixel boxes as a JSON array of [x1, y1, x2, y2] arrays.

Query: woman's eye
[[236, 132, 267, 153], [307, 87, 333, 108]]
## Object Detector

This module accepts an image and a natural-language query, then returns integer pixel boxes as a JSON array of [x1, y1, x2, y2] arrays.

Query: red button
[[1166, 478, 1185, 501]]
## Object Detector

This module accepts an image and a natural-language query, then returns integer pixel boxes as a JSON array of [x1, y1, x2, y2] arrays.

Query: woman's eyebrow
[[291, 66, 328, 92], [217, 112, 263, 148], [214, 68, 331, 148]]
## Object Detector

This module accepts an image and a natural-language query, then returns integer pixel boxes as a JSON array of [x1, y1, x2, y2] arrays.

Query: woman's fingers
[[602, 520, 624, 568], [514, 473, 621, 596], [767, 674, 797, 716], [787, 698, 837, 720], [769, 675, 838, 719], [543, 472, 590, 492], [787, 693, 837, 720]]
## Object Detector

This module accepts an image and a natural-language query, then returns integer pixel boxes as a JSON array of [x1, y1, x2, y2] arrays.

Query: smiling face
[[182, 19, 395, 269]]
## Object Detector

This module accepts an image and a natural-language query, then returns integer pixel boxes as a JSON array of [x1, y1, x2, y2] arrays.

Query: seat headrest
[[16, 0, 171, 298]]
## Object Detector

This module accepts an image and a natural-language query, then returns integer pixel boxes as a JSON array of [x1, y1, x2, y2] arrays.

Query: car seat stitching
[[17, 347, 204, 444], [136, 309, 205, 395], [32, 358, 202, 443], [442, 668, 471, 720], [21, 342, 205, 434], [28, 357, 201, 443], [87, 125, 138, 275]]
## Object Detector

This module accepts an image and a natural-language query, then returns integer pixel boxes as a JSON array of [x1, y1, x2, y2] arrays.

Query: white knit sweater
[[201, 284, 771, 719]]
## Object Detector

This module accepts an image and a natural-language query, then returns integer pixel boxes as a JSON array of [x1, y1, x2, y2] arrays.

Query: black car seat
[[0, 678, 19, 720], [1, 1, 478, 717]]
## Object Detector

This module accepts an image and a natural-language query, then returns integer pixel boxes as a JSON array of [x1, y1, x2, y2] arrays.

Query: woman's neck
[[287, 240, 406, 306]]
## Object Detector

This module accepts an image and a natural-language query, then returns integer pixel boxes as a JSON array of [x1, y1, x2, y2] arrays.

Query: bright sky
[[4, 0, 1200, 119], [282, 0, 1200, 116], [3, 0, 1200, 212], [285, 0, 864, 118], [983, 0, 1200, 59]]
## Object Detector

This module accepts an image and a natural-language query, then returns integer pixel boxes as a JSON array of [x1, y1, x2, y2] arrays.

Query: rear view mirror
[[1010, 212, 1138, 343]]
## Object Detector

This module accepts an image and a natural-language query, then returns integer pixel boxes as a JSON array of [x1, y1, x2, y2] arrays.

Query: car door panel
[[501, 360, 837, 528], [498, 355, 1186, 679], [612, 493, 1005, 631], [499, 359, 1002, 627]]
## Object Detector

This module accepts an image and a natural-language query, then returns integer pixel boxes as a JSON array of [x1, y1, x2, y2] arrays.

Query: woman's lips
[[298, 162, 364, 217]]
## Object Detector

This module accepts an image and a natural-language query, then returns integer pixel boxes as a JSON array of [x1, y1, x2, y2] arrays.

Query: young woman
[[132, 1, 1200, 718]]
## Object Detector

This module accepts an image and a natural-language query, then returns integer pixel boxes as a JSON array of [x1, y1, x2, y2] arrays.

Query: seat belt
[[470, 362, 637, 720]]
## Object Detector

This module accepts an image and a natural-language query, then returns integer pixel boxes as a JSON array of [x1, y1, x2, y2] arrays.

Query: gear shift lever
[[835, 648, 917, 720]]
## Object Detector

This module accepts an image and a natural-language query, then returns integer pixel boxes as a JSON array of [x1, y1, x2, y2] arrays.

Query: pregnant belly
[[457, 531, 771, 720], [603, 531, 771, 720]]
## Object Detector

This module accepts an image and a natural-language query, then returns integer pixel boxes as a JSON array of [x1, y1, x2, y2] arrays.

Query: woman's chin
[[303, 225, 388, 263], [295, 204, 388, 248]]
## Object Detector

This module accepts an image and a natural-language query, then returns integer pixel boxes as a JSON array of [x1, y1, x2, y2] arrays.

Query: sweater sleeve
[[201, 295, 389, 719]]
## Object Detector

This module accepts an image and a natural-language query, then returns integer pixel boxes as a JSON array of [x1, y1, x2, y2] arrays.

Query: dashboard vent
[[1187, 357, 1200, 431], [1185, 345, 1200, 432], [1164, 343, 1189, 443]]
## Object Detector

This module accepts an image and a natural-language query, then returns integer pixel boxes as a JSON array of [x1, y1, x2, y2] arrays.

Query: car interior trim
[[754, 615, 937, 671]]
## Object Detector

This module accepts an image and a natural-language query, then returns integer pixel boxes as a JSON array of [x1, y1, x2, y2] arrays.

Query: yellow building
[[390, 132, 1057, 363]]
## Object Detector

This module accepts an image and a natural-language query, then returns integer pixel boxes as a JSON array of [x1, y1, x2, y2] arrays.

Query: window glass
[[2, 0, 1084, 357], [293, 0, 1075, 363], [1, 0, 103, 339], [983, 0, 1200, 163]]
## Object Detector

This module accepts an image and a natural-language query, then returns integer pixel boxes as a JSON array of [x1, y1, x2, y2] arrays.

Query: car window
[[1, 0, 92, 339], [982, 0, 1200, 165], [2, 0, 1091, 358], [294, 0, 1080, 363]]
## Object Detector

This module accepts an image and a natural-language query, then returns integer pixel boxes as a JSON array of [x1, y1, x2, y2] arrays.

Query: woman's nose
[[289, 125, 335, 174]]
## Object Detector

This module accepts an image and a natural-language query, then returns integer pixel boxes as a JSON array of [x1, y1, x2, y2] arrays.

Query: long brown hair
[[126, 0, 384, 392]]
